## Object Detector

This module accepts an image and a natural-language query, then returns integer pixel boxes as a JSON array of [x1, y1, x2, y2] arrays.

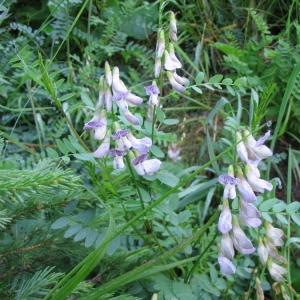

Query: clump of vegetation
[[0, 0, 299, 299]]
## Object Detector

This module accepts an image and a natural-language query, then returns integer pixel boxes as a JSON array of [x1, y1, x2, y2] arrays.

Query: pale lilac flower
[[167, 72, 186, 92], [124, 110, 140, 125], [245, 164, 273, 193], [156, 29, 165, 59], [111, 67, 143, 106], [83, 110, 107, 140], [218, 255, 236, 275], [94, 134, 111, 158], [145, 84, 160, 106], [127, 132, 152, 154], [236, 131, 249, 163], [258, 237, 269, 265], [220, 233, 235, 260], [236, 167, 257, 203], [105, 61, 112, 87], [173, 71, 189, 86], [131, 154, 161, 175], [164, 50, 181, 71], [168, 44, 182, 68], [244, 130, 273, 161], [265, 239, 287, 264], [109, 149, 126, 169], [267, 259, 287, 282], [104, 85, 113, 112], [154, 58, 162, 78], [169, 11, 177, 34], [265, 222, 284, 246], [239, 199, 262, 228], [111, 129, 132, 151], [112, 66, 127, 93], [232, 216, 256, 254], [218, 198, 232, 234], [218, 172, 239, 199], [167, 143, 182, 162], [169, 29, 177, 42]]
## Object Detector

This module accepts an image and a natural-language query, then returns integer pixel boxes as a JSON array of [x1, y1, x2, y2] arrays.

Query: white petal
[[142, 159, 161, 175]]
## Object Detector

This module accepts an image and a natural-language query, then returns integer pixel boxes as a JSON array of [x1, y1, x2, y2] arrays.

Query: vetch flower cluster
[[83, 61, 162, 176], [154, 12, 188, 92], [217, 130, 284, 280]]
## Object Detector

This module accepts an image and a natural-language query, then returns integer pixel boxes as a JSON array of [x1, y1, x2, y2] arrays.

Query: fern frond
[[15, 267, 63, 300]]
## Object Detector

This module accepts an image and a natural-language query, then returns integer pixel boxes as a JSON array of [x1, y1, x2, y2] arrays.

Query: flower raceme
[[216, 130, 285, 281]]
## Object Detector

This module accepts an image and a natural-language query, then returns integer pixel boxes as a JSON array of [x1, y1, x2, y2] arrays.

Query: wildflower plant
[[1, 1, 300, 300]]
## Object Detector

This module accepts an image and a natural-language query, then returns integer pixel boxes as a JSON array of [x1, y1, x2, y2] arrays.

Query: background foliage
[[0, 0, 299, 299]]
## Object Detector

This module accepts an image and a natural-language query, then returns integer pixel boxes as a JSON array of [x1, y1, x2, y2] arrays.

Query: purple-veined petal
[[218, 199, 232, 234], [237, 175, 257, 203], [94, 136, 110, 158], [218, 255, 236, 276], [145, 84, 160, 95], [232, 217, 256, 254], [219, 174, 239, 185], [220, 233, 235, 260], [257, 237, 268, 265], [124, 110, 140, 125], [142, 159, 161, 175]]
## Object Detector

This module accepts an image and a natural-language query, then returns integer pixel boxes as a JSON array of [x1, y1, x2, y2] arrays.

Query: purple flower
[[111, 129, 132, 151], [232, 216, 256, 255], [267, 259, 287, 282], [154, 58, 162, 78], [164, 50, 181, 71], [94, 135, 111, 158], [237, 167, 257, 203], [156, 29, 165, 59], [257, 237, 268, 265], [236, 131, 249, 163], [144, 84, 160, 96], [244, 130, 273, 161], [220, 233, 235, 260], [245, 164, 273, 193], [167, 72, 186, 93], [218, 198, 232, 234], [131, 154, 161, 175], [83, 111, 107, 140], [127, 133, 152, 154], [218, 255, 236, 276], [219, 174, 239, 199], [239, 199, 262, 228], [109, 149, 126, 169], [265, 222, 284, 246]]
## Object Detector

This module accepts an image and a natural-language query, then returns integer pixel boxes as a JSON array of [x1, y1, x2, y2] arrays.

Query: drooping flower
[[236, 131, 249, 163], [167, 72, 186, 92], [265, 222, 284, 246], [231, 216, 256, 255], [168, 44, 182, 68], [245, 164, 273, 193], [257, 237, 269, 265], [154, 57, 162, 78], [220, 232, 235, 260], [173, 71, 189, 86], [109, 149, 126, 169], [218, 255, 236, 276], [267, 259, 287, 282], [127, 132, 152, 154], [111, 129, 132, 151], [83, 110, 107, 140], [164, 50, 181, 71], [156, 29, 165, 59], [236, 167, 257, 203], [244, 130, 273, 161], [218, 198, 232, 234], [131, 153, 161, 176], [105, 61, 113, 87], [145, 84, 160, 106], [94, 133, 111, 158], [239, 199, 262, 228], [218, 166, 239, 199]]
